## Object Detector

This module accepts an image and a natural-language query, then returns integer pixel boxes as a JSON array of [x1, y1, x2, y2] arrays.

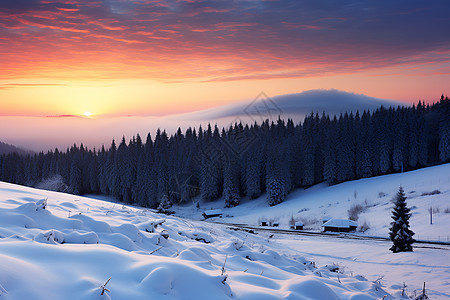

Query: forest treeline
[[1, 96, 449, 208]]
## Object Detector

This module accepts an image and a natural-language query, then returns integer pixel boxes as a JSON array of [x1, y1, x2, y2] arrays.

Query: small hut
[[260, 218, 268, 226], [322, 219, 358, 232], [272, 221, 280, 227], [294, 221, 304, 230], [202, 209, 222, 219]]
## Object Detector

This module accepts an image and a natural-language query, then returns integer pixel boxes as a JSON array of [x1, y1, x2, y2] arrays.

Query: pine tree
[[245, 148, 262, 199], [266, 176, 286, 206], [389, 187, 415, 253], [265, 147, 287, 206], [301, 119, 315, 187], [438, 121, 450, 163], [323, 117, 337, 184], [223, 162, 240, 207]]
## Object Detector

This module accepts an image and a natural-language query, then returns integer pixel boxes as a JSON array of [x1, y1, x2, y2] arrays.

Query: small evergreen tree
[[389, 186, 415, 253], [157, 194, 172, 214]]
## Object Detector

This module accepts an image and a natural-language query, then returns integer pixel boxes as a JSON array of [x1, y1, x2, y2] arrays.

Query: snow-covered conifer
[[389, 186, 415, 253]]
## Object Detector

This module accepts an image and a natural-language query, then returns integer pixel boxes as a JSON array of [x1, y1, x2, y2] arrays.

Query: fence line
[[369, 232, 449, 243]]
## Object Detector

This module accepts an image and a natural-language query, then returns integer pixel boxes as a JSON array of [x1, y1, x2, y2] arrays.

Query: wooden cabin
[[202, 209, 223, 219], [322, 219, 358, 232], [293, 222, 304, 230]]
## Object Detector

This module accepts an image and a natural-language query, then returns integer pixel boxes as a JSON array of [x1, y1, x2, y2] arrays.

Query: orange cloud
[[56, 7, 80, 12], [0, 0, 448, 98]]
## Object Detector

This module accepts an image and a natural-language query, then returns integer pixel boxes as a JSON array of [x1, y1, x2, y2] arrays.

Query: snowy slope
[[0, 182, 402, 300], [174, 163, 450, 243], [1, 181, 446, 299]]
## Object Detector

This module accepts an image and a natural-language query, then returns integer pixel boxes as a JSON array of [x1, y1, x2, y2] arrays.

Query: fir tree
[[323, 117, 338, 184], [265, 148, 287, 206], [266, 176, 286, 206], [438, 121, 450, 163], [223, 162, 240, 207], [301, 122, 315, 187], [389, 186, 415, 253], [245, 148, 262, 199]]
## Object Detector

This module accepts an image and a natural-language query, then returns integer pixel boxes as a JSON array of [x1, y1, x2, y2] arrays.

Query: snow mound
[[1, 178, 447, 299]]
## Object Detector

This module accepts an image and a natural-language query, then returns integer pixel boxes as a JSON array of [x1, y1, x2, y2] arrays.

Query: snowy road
[[205, 221, 450, 299], [213, 221, 450, 247]]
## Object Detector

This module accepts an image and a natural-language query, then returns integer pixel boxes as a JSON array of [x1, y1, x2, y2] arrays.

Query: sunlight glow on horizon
[[0, 1, 449, 118]]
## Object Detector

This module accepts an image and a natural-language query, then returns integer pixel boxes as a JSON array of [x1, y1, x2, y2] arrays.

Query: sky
[[1, 0, 450, 150]]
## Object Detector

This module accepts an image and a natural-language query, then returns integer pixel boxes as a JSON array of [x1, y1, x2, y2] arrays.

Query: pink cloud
[[56, 7, 79, 12], [0, 0, 449, 83]]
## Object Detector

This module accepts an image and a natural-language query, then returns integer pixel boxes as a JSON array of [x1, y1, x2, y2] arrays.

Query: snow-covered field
[[0, 164, 449, 299], [175, 163, 450, 243]]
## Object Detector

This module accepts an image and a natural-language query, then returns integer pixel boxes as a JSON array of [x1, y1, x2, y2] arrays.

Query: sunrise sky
[[1, 0, 450, 119]]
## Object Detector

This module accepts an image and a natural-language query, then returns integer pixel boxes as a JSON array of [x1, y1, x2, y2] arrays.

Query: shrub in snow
[[178, 229, 214, 243], [157, 194, 173, 214], [34, 230, 64, 244], [347, 203, 366, 221], [232, 240, 244, 250], [100, 277, 111, 296], [389, 187, 415, 253], [138, 219, 165, 233], [415, 282, 429, 300], [323, 264, 339, 273], [35, 175, 68, 192], [358, 220, 370, 232], [378, 192, 387, 198], [160, 230, 169, 240], [36, 198, 48, 210], [421, 190, 441, 196]]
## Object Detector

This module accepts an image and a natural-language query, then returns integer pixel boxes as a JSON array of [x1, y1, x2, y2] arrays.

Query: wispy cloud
[[45, 114, 82, 118], [0, 83, 68, 89], [0, 0, 449, 81]]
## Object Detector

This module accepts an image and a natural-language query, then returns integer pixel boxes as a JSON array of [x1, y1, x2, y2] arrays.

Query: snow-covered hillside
[[175, 163, 450, 243], [0, 164, 449, 299]]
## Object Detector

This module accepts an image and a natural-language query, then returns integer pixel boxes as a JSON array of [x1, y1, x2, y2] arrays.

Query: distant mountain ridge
[[186, 89, 406, 121], [0, 141, 32, 156], [0, 89, 409, 152]]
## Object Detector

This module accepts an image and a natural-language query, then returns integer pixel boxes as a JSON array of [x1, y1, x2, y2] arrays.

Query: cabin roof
[[203, 209, 222, 216], [322, 219, 358, 228]]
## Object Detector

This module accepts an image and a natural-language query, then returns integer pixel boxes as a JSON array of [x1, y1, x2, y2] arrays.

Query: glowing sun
[[84, 111, 92, 117]]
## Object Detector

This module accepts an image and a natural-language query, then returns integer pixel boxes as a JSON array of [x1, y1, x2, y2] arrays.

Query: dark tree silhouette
[[0, 96, 448, 209], [389, 186, 415, 253]]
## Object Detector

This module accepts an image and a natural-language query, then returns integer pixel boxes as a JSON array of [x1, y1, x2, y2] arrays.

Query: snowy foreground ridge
[[0, 185, 390, 300], [1, 163, 450, 299]]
